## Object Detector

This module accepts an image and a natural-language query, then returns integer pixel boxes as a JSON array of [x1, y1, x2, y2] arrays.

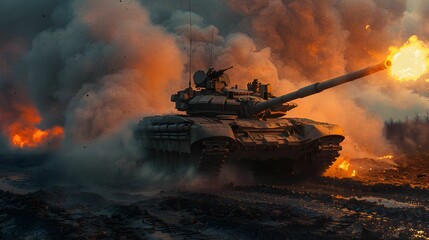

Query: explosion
[[387, 35, 429, 82], [4, 104, 64, 150]]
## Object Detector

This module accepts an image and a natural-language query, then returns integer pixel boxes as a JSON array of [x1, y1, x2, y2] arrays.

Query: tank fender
[[190, 123, 235, 145], [301, 123, 345, 141]]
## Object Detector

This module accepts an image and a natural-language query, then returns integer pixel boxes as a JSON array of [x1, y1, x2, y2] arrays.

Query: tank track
[[197, 140, 229, 176], [298, 138, 342, 176]]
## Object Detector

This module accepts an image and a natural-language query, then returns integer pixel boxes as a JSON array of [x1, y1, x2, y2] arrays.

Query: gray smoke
[[1, 0, 429, 185]]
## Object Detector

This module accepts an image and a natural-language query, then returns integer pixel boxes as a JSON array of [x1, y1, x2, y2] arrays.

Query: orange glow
[[338, 160, 350, 171], [378, 155, 394, 160], [323, 157, 357, 178], [5, 104, 64, 149], [387, 35, 429, 81]]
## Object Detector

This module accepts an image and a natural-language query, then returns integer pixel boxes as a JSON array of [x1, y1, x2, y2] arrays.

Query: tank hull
[[135, 115, 344, 177]]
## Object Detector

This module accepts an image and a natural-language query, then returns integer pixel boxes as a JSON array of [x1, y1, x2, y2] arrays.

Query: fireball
[[5, 104, 64, 150], [10, 125, 64, 149], [387, 35, 429, 81]]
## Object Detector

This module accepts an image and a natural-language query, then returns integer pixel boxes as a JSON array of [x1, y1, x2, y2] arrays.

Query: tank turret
[[171, 60, 391, 118]]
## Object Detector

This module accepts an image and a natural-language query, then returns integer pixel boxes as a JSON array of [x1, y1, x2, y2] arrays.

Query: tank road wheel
[[192, 140, 230, 177]]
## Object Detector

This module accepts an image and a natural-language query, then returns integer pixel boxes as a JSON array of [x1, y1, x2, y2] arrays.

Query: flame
[[323, 157, 357, 178], [378, 155, 394, 160], [5, 104, 64, 149], [338, 160, 350, 171], [9, 125, 64, 149], [387, 35, 429, 81]]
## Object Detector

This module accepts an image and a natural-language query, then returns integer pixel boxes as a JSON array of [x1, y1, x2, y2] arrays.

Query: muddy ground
[[0, 154, 428, 239]]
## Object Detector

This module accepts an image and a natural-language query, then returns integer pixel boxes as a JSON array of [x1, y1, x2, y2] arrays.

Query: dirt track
[[0, 155, 428, 239]]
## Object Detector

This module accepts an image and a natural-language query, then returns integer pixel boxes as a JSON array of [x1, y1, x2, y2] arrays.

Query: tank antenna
[[188, 0, 192, 88], [209, 27, 214, 68]]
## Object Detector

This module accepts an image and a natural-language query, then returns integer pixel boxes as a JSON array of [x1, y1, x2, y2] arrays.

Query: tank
[[135, 60, 391, 177]]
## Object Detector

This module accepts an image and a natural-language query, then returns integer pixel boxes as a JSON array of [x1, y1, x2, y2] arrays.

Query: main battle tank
[[135, 61, 391, 177]]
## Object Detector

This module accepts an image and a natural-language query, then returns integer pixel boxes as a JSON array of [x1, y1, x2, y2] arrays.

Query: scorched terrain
[[0, 154, 428, 239]]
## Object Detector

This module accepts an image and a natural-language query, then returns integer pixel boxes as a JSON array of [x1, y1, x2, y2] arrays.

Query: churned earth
[[0, 154, 428, 239]]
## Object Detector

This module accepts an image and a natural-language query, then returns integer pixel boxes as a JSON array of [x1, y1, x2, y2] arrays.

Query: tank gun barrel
[[253, 60, 391, 114]]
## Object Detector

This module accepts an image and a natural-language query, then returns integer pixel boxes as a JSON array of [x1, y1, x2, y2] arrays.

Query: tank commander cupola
[[193, 66, 233, 91]]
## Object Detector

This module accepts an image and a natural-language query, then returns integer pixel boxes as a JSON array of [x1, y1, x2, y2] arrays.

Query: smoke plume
[[1, 0, 429, 185]]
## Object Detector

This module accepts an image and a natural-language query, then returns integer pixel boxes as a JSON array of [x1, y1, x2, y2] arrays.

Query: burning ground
[[1, 0, 429, 239]]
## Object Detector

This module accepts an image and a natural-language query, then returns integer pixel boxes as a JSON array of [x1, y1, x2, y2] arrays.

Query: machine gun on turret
[[192, 66, 233, 90], [206, 66, 233, 79]]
